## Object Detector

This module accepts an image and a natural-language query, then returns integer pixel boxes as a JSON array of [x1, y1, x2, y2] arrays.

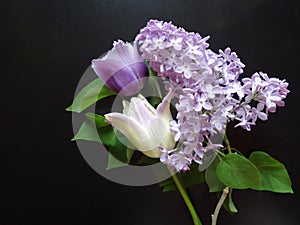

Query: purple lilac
[[137, 19, 290, 171]]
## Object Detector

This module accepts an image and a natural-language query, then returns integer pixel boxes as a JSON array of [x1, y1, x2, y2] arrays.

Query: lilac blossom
[[136, 19, 290, 171]]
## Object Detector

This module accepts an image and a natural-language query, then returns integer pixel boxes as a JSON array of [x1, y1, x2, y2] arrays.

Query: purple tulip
[[91, 40, 148, 96]]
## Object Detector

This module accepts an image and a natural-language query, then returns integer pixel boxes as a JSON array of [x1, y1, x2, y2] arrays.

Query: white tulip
[[105, 90, 175, 158]]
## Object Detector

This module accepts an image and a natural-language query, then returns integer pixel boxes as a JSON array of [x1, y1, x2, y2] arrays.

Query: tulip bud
[[105, 90, 175, 158], [91, 40, 148, 96]]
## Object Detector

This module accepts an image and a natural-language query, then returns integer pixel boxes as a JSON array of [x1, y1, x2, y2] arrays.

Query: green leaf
[[107, 147, 134, 170], [146, 66, 163, 99], [249, 151, 293, 193], [159, 163, 205, 192], [161, 181, 178, 192], [158, 176, 175, 188], [106, 136, 134, 170], [216, 153, 261, 189], [218, 188, 238, 214], [66, 78, 116, 113], [98, 126, 116, 147], [227, 189, 238, 213], [147, 65, 158, 77], [198, 150, 217, 171], [85, 113, 109, 128], [71, 119, 100, 142], [71, 117, 134, 170], [148, 96, 162, 108], [71, 116, 113, 144], [137, 155, 160, 165], [102, 126, 134, 170], [107, 153, 128, 170], [205, 157, 225, 192]]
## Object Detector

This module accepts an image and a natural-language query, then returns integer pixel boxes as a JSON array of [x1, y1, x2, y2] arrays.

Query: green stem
[[171, 172, 203, 225], [223, 132, 231, 153], [211, 131, 232, 225]]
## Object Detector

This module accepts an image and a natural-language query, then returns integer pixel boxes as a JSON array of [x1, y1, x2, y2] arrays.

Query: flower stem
[[171, 172, 202, 225], [211, 187, 230, 225], [223, 132, 231, 153], [211, 132, 232, 225]]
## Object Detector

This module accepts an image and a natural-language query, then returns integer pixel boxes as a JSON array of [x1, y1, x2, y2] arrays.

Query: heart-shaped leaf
[[66, 78, 116, 113], [216, 153, 261, 189], [205, 157, 225, 192], [249, 151, 293, 193]]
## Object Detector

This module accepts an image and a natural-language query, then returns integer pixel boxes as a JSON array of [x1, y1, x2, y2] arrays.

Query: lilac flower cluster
[[137, 19, 289, 172]]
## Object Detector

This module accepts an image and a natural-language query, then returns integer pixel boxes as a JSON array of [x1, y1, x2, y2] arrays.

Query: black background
[[2, 0, 300, 224]]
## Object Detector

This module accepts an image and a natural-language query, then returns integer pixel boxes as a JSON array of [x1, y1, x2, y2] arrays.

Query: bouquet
[[67, 19, 293, 225]]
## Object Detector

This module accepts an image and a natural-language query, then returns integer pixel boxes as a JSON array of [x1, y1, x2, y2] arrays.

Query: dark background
[[2, 0, 300, 224]]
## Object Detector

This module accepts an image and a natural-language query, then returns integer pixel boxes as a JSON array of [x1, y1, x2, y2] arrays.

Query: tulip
[[91, 40, 148, 96], [105, 90, 175, 158]]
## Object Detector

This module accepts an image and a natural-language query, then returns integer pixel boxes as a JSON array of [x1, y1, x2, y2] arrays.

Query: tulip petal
[[91, 58, 122, 82], [92, 41, 145, 77], [143, 148, 162, 158], [156, 89, 176, 150], [105, 113, 158, 151], [107, 63, 147, 96], [124, 95, 156, 126], [157, 89, 173, 121], [92, 60, 147, 96], [122, 100, 130, 115], [148, 117, 174, 149], [91, 41, 148, 96], [108, 40, 143, 65]]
